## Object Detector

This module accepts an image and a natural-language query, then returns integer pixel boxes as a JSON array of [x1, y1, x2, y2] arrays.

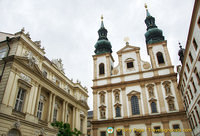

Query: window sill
[[12, 109, 25, 118]]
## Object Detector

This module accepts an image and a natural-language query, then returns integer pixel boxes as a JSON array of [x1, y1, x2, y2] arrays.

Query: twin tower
[[91, 6, 190, 136]]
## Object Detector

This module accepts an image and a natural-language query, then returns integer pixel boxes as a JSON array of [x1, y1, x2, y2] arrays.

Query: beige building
[[0, 29, 89, 136], [92, 7, 191, 136], [178, 0, 200, 136]]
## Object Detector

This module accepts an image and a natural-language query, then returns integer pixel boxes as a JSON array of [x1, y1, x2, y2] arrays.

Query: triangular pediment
[[117, 44, 140, 54], [127, 90, 140, 96], [15, 56, 43, 76]]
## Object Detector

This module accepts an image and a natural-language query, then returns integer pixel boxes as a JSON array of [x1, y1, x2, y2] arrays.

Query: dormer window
[[125, 58, 134, 69]]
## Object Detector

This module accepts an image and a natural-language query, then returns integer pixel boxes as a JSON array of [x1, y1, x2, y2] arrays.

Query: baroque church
[[92, 5, 192, 136]]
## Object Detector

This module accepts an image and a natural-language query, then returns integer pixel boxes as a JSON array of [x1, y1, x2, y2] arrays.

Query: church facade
[[0, 29, 89, 135], [92, 7, 191, 136]]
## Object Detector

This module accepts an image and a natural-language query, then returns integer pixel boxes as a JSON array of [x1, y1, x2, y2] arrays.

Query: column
[[146, 122, 152, 136], [155, 82, 166, 113], [162, 120, 170, 136], [136, 50, 143, 79], [34, 85, 41, 116], [76, 108, 80, 130], [93, 91, 98, 120], [50, 94, 56, 122], [62, 100, 65, 122], [121, 87, 128, 118], [107, 90, 113, 119], [172, 79, 184, 111], [72, 107, 76, 129], [141, 84, 149, 115], [31, 83, 39, 115], [47, 93, 52, 122], [65, 102, 68, 122]]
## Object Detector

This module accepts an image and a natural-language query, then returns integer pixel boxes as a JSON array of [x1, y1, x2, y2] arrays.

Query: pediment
[[117, 45, 140, 54], [15, 56, 43, 76], [127, 90, 140, 96]]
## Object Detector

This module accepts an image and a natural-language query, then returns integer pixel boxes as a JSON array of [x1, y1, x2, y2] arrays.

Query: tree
[[51, 121, 82, 136]]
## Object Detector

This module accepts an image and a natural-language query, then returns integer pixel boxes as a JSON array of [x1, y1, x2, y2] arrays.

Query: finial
[[178, 41, 182, 48], [124, 37, 130, 45], [101, 15, 103, 21], [144, 3, 148, 9]]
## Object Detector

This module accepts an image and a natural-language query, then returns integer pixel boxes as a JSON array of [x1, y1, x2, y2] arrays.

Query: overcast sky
[[0, 0, 195, 110]]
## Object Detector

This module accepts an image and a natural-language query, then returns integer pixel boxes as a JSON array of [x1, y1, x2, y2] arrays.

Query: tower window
[[156, 52, 165, 64], [127, 62, 134, 68], [189, 52, 193, 63], [99, 63, 105, 75]]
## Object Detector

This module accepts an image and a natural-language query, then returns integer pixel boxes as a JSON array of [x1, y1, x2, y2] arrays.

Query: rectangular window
[[0, 48, 7, 59], [186, 63, 190, 72], [14, 87, 26, 112], [191, 78, 197, 93], [192, 112, 197, 127], [127, 62, 134, 68], [80, 119, 83, 132], [189, 116, 194, 129], [193, 38, 198, 50], [186, 92, 191, 104], [189, 52, 193, 63], [173, 124, 180, 130], [37, 101, 43, 120], [184, 72, 187, 81], [154, 126, 161, 133], [100, 131, 106, 136]]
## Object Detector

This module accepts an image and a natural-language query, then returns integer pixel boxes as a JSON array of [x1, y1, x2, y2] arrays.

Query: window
[[135, 130, 142, 136], [186, 63, 190, 72], [37, 96, 44, 120], [116, 106, 121, 117], [80, 119, 83, 132], [184, 72, 187, 81], [154, 126, 161, 133], [173, 124, 180, 130], [193, 38, 198, 50], [99, 63, 105, 75], [42, 70, 47, 78], [8, 129, 21, 136], [151, 102, 157, 113], [87, 121, 91, 127], [0, 48, 7, 59], [53, 104, 58, 122], [117, 130, 123, 136], [131, 96, 140, 115], [188, 86, 193, 100], [194, 107, 200, 124], [189, 115, 195, 129], [189, 52, 193, 63], [156, 52, 165, 64], [192, 111, 197, 127], [127, 62, 134, 68], [100, 131, 106, 136], [191, 78, 197, 93], [14, 87, 26, 112]]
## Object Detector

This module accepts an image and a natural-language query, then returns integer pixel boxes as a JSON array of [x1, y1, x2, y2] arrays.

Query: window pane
[[131, 96, 140, 115]]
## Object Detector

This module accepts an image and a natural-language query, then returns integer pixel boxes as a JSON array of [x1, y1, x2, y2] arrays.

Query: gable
[[117, 44, 140, 54]]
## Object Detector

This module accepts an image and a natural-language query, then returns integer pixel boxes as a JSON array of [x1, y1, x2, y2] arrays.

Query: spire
[[144, 4, 165, 45], [94, 16, 112, 55]]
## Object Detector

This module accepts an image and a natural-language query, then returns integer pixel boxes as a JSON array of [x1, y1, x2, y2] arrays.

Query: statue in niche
[[100, 94, 105, 104], [115, 93, 119, 102], [165, 85, 171, 95], [100, 109, 105, 119], [149, 87, 154, 97]]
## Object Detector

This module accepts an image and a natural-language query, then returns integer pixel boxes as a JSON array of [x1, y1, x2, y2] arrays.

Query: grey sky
[[0, 0, 195, 110]]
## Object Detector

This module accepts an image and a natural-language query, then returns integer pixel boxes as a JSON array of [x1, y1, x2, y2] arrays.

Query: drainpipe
[[0, 37, 11, 82]]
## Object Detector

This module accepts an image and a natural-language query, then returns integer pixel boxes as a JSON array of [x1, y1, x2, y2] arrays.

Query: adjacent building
[[92, 7, 191, 136], [178, 0, 200, 136], [87, 111, 93, 136], [0, 29, 89, 136]]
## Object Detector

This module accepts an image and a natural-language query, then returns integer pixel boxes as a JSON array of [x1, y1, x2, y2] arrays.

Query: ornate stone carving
[[143, 61, 151, 69], [20, 73, 31, 83], [52, 59, 64, 72], [34, 41, 41, 48], [24, 50, 39, 66], [14, 120, 21, 129]]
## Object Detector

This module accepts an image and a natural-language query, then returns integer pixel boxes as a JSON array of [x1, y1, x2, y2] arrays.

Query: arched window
[[156, 52, 165, 64], [131, 96, 140, 115], [151, 102, 157, 113], [99, 63, 105, 75], [116, 106, 121, 117], [8, 129, 21, 136]]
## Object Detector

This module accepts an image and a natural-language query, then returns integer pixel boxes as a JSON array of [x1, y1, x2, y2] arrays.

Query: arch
[[131, 96, 140, 115], [115, 106, 121, 117], [151, 102, 157, 113], [8, 128, 21, 136], [99, 63, 105, 75], [156, 52, 165, 64]]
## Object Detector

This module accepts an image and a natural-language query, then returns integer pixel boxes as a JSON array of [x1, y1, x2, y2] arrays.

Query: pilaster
[[93, 91, 98, 120], [155, 82, 166, 113], [162, 120, 170, 136], [121, 87, 128, 118], [141, 84, 149, 115], [107, 89, 113, 119], [47, 93, 52, 122]]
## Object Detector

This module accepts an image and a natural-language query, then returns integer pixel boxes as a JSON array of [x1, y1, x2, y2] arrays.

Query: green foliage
[[51, 121, 82, 136]]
